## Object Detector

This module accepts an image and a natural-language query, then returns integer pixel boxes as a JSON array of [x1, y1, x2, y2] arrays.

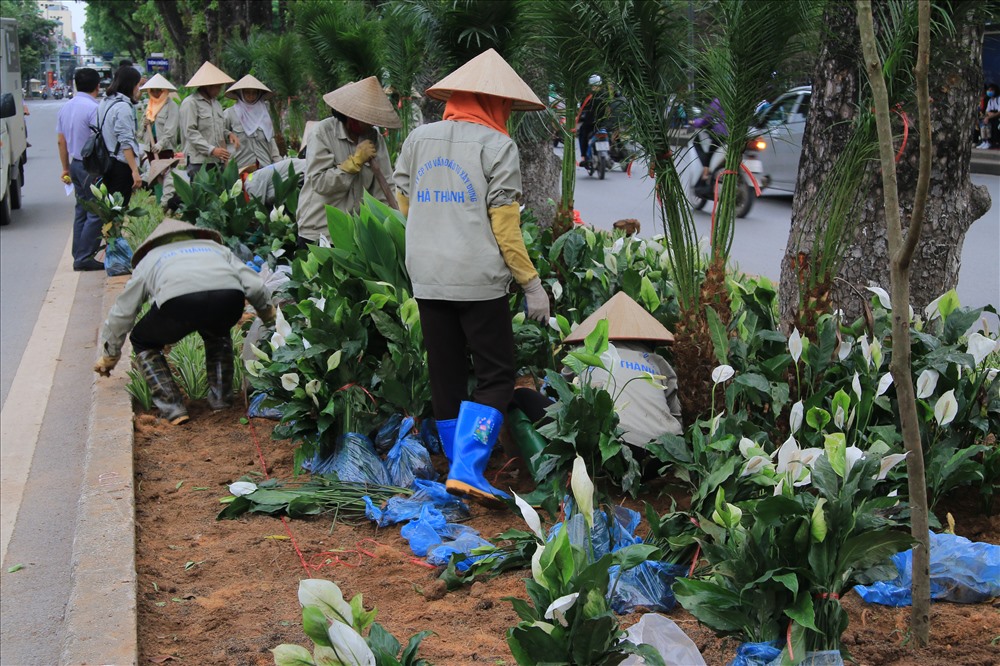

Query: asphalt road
[[572, 159, 1000, 313], [0, 97, 105, 664]]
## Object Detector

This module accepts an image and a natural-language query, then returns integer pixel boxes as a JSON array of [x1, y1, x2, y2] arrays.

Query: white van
[[1, 17, 29, 226]]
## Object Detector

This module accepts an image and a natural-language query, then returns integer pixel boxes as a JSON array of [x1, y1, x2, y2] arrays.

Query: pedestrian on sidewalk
[[94, 219, 276, 425], [56, 67, 103, 271], [180, 62, 236, 179], [97, 66, 144, 206], [392, 48, 549, 508]]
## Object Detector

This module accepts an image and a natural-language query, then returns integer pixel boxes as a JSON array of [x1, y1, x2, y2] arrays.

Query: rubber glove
[[488, 203, 538, 285], [258, 304, 277, 325], [339, 140, 377, 174], [94, 355, 120, 377], [522, 277, 550, 323]]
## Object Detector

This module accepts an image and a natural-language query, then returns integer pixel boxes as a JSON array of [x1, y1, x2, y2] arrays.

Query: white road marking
[[0, 234, 80, 564]]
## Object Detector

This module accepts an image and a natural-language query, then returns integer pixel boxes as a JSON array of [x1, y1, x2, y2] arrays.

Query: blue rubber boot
[[445, 401, 511, 508], [436, 418, 457, 461]]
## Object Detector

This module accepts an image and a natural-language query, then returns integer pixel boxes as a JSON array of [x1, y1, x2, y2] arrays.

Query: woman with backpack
[[98, 65, 143, 204]]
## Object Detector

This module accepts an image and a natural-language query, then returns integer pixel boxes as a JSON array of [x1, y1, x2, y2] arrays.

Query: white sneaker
[[976, 141, 992, 150]]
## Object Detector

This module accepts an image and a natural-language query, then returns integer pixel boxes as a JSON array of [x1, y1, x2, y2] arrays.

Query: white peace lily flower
[[571, 456, 595, 527], [741, 455, 772, 477], [834, 405, 846, 429], [915, 368, 939, 399], [866, 286, 892, 310], [547, 316, 560, 332], [228, 481, 257, 496], [871, 338, 884, 370], [934, 390, 958, 426], [612, 237, 625, 253], [551, 280, 564, 302], [604, 252, 618, 274], [838, 340, 853, 361], [299, 579, 353, 625], [544, 593, 580, 627], [776, 436, 800, 473], [966, 332, 999, 366], [640, 371, 667, 389], [531, 544, 547, 589], [711, 364, 735, 384], [302, 337, 312, 350], [270, 330, 287, 350], [273, 248, 286, 258], [269, 205, 282, 223], [230, 178, 244, 197], [738, 437, 759, 458], [304, 379, 321, 407], [988, 368, 999, 383], [250, 343, 270, 361], [709, 411, 724, 437], [787, 460, 812, 487], [308, 296, 326, 312], [924, 293, 944, 321], [788, 328, 803, 364], [877, 452, 908, 480], [908, 304, 915, 323], [798, 448, 824, 468], [773, 476, 786, 496], [789, 401, 804, 434], [513, 493, 545, 541], [887, 489, 898, 498], [876, 373, 894, 397], [243, 359, 263, 377], [859, 336, 872, 368], [326, 622, 376, 666], [274, 307, 292, 338], [845, 446, 865, 476], [852, 372, 862, 399], [281, 373, 300, 391], [317, 234, 331, 248]]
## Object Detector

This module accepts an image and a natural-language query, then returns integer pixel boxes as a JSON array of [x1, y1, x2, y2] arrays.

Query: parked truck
[[1, 17, 28, 226]]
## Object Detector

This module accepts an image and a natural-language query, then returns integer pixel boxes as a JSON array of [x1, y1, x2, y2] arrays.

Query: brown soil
[[135, 407, 1000, 666]]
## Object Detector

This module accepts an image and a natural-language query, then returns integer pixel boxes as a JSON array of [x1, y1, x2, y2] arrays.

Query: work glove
[[522, 277, 550, 323], [488, 203, 538, 285], [258, 304, 277, 325], [338, 140, 377, 174], [94, 355, 121, 377], [396, 192, 410, 217]]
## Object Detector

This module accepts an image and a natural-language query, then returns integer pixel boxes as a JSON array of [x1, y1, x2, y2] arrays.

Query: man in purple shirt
[[57, 68, 103, 271]]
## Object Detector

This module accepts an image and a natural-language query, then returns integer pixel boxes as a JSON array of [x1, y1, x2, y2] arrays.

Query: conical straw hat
[[322, 76, 401, 128], [140, 73, 176, 91], [185, 61, 235, 88], [426, 48, 545, 111], [132, 219, 222, 268], [225, 74, 274, 101], [563, 291, 675, 345]]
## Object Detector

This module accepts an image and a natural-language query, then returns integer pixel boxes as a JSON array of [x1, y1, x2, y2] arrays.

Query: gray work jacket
[[223, 106, 281, 170], [180, 93, 226, 165]]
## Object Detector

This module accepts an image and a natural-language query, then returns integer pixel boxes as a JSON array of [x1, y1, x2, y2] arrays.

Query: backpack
[[81, 98, 123, 177]]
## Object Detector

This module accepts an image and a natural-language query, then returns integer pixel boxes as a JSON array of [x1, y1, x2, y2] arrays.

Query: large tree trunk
[[518, 59, 559, 226], [780, 2, 991, 328]]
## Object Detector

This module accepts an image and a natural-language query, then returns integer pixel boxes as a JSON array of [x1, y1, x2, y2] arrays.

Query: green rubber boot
[[506, 408, 546, 480]]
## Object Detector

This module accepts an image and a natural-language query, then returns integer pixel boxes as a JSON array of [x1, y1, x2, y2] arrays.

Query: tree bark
[[780, 1, 991, 328], [517, 58, 559, 227]]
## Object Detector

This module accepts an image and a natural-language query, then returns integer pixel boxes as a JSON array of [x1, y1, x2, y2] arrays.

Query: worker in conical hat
[[392, 48, 549, 508], [224, 75, 280, 171], [296, 76, 400, 245], [140, 73, 180, 161], [509, 292, 683, 482], [179, 62, 236, 178], [94, 219, 276, 425]]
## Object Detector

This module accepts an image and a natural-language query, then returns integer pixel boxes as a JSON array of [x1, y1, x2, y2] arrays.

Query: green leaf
[[824, 433, 847, 478], [400, 630, 434, 665], [6, 564, 25, 573], [806, 407, 831, 431], [705, 306, 730, 365], [302, 605, 333, 648], [612, 544, 661, 571], [784, 591, 819, 632], [367, 623, 401, 659], [639, 276, 659, 313], [583, 318, 609, 356]]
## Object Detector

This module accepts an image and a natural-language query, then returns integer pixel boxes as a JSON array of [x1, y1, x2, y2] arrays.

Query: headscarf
[[442, 91, 512, 136], [145, 91, 169, 122], [234, 93, 274, 141]]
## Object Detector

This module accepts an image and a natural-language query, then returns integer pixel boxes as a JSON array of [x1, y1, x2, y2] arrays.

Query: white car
[[744, 85, 811, 194]]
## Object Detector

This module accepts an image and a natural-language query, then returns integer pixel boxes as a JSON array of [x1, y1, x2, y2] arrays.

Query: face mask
[[989, 91, 997, 98]]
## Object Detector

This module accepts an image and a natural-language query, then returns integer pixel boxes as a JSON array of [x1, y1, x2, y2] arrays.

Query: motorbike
[[585, 127, 612, 180], [674, 128, 762, 219]]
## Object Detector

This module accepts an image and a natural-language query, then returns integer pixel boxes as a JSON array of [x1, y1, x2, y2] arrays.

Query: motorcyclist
[[577, 74, 610, 168], [689, 97, 727, 184]]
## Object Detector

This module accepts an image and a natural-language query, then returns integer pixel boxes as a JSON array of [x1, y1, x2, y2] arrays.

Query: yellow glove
[[258, 304, 277, 325], [338, 140, 377, 174], [489, 203, 538, 286], [94, 355, 120, 377], [396, 192, 410, 217]]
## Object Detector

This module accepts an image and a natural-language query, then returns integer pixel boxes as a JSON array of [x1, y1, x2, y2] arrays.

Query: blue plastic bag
[[607, 561, 687, 614], [364, 479, 468, 527], [854, 531, 1000, 605], [728, 641, 782, 666], [304, 432, 391, 486], [386, 417, 436, 488], [420, 418, 443, 455], [400, 505, 447, 557], [105, 237, 133, 276], [374, 414, 404, 454], [247, 391, 282, 420], [427, 532, 493, 568]]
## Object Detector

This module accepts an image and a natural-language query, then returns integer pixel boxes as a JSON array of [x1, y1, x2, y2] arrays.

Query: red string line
[[709, 164, 762, 238]]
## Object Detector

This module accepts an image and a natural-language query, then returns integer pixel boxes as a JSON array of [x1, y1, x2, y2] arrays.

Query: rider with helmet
[[577, 74, 611, 169]]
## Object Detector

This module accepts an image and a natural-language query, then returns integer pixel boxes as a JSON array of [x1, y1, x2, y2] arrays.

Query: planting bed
[[135, 408, 999, 666]]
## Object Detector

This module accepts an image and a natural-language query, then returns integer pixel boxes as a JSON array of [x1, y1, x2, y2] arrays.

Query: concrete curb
[[60, 275, 138, 666]]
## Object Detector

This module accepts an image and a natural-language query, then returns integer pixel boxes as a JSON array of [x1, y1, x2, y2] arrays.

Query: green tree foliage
[[4, 0, 59, 78], [83, 0, 154, 60]]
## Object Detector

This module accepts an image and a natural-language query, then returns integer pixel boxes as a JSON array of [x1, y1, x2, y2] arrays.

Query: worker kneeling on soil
[[94, 219, 276, 424], [509, 292, 683, 475]]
